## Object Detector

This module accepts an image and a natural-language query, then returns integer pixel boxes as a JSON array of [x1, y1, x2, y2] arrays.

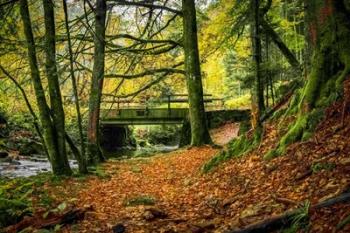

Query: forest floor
[[5, 104, 350, 233]]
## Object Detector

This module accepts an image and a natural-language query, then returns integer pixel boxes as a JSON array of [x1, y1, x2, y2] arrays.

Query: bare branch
[[108, 0, 183, 16]]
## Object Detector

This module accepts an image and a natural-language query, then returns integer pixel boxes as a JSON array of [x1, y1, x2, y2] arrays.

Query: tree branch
[[108, 0, 183, 16], [260, 18, 301, 72]]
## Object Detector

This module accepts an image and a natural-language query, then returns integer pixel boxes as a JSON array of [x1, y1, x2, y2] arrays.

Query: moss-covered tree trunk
[[87, 0, 107, 164], [250, 0, 265, 128], [42, 0, 72, 175], [265, 0, 350, 159], [182, 0, 212, 146], [19, 0, 72, 175]]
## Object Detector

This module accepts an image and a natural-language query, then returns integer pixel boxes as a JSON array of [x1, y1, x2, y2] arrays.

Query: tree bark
[[182, 0, 212, 146], [19, 0, 71, 175], [42, 0, 71, 175], [87, 0, 107, 164], [251, 0, 265, 128], [62, 0, 88, 174]]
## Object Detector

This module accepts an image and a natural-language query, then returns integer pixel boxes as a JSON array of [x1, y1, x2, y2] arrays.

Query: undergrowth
[[282, 201, 310, 233], [0, 173, 66, 228]]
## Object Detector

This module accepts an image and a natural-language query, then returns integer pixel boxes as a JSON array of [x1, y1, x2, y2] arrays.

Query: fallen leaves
[[14, 98, 350, 232]]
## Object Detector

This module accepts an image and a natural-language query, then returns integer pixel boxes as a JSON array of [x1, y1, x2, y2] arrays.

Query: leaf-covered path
[[57, 112, 350, 233], [8, 115, 350, 233], [74, 123, 238, 232]]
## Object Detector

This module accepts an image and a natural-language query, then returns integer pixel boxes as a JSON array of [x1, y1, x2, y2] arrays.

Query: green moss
[[311, 162, 336, 173], [123, 195, 156, 206], [272, 107, 287, 120], [281, 115, 307, 146], [336, 65, 350, 90], [263, 149, 279, 160], [307, 109, 325, 130], [88, 165, 110, 179], [301, 131, 312, 141], [203, 128, 263, 173]]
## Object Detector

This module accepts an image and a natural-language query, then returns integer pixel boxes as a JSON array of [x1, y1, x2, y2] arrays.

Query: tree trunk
[[42, 0, 71, 175], [87, 0, 107, 164], [250, 0, 265, 128], [19, 0, 71, 175], [182, 0, 212, 146], [62, 0, 88, 174], [265, 0, 350, 159]]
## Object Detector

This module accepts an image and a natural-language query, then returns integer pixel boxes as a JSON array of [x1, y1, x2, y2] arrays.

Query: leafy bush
[[225, 94, 251, 109]]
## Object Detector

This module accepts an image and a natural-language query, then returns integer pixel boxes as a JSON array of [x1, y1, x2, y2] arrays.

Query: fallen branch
[[294, 168, 312, 181], [5, 206, 92, 233], [225, 192, 350, 233], [272, 196, 298, 206]]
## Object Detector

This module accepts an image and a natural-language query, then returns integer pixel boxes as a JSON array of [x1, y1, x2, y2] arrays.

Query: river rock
[[0, 151, 8, 158]]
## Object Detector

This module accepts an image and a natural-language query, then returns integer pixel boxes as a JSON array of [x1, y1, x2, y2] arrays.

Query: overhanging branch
[[108, 0, 183, 16]]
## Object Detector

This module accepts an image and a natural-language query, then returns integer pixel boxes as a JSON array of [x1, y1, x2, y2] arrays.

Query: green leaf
[[56, 202, 67, 212]]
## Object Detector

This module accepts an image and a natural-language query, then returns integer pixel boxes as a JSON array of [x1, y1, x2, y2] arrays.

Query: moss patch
[[123, 195, 156, 206], [202, 127, 263, 173]]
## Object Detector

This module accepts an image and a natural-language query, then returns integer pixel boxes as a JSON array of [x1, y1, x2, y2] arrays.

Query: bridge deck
[[100, 108, 189, 125]]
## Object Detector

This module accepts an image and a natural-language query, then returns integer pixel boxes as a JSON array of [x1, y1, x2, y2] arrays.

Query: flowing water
[[0, 145, 177, 178], [0, 156, 78, 178]]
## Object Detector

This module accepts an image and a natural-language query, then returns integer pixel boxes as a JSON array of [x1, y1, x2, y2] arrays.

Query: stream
[[0, 156, 78, 178], [0, 145, 178, 178]]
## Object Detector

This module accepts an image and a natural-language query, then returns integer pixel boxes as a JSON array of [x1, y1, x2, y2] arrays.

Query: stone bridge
[[99, 94, 250, 151]]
